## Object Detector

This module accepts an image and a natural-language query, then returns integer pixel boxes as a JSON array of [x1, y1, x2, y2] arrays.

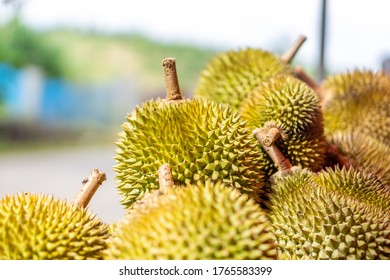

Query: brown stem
[[294, 65, 323, 100], [73, 169, 106, 209], [281, 35, 307, 64], [158, 164, 174, 190], [162, 58, 183, 101], [253, 127, 292, 172]]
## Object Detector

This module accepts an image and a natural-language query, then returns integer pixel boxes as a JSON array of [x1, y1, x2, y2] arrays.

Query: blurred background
[[0, 0, 389, 224]]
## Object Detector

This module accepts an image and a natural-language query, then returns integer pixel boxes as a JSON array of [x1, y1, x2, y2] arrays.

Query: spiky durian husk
[[328, 131, 390, 186], [194, 48, 291, 110], [269, 168, 390, 260], [315, 166, 390, 212], [104, 181, 277, 260], [0, 193, 109, 260], [114, 98, 265, 209], [322, 70, 390, 104], [257, 129, 327, 178], [239, 76, 327, 177], [321, 70, 390, 145], [240, 76, 322, 133]]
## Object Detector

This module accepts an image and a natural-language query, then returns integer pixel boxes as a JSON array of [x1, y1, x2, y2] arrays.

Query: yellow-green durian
[[240, 75, 327, 177], [104, 181, 277, 260], [115, 98, 265, 209], [0, 193, 110, 260], [327, 131, 390, 186], [315, 166, 390, 212], [321, 70, 390, 145], [269, 168, 390, 260], [194, 48, 292, 110], [115, 58, 266, 209]]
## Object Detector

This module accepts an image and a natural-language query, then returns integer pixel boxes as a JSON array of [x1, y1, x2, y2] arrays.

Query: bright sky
[[1, 0, 390, 73]]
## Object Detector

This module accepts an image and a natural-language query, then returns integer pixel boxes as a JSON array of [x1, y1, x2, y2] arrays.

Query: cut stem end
[[73, 169, 106, 210], [253, 128, 292, 172], [158, 163, 174, 190], [162, 58, 183, 101]]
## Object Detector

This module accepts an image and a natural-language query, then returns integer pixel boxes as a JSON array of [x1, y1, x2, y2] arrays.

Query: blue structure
[[0, 63, 140, 127], [0, 63, 23, 116]]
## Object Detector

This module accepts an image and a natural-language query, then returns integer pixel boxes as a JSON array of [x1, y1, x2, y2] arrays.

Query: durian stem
[[73, 169, 106, 209], [253, 127, 292, 172], [162, 58, 183, 101], [158, 164, 174, 190], [294, 65, 323, 100], [281, 35, 307, 64]]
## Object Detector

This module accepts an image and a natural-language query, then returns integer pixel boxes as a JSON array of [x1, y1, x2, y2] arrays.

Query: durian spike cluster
[[297, 67, 390, 180], [269, 166, 390, 260], [327, 131, 390, 186], [193, 36, 327, 179], [321, 70, 390, 146], [111, 44, 390, 260], [0, 169, 110, 260], [114, 58, 266, 209], [4, 34, 390, 261], [240, 75, 327, 177], [105, 165, 277, 260], [194, 36, 306, 110], [253, 130, 390, 260]]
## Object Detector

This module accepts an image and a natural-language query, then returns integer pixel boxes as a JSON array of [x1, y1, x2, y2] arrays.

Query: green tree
[[0, 18, 66, 77]]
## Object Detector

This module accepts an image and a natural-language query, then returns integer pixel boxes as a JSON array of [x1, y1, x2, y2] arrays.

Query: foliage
[[0, 18, 66, 77], [120, 33, 218, 92], [0, 18, 217, 91], [42, 29, 217, 93]]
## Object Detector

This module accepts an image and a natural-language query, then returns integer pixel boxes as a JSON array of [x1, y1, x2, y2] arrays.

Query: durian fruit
[[241, 75, 327, 177], [104, 177, 277, 260], [194, 36, 307, 110], [256, 128, 390, 259], [0, 169, 110, 260], [269, 167, 390, 260], [315, 166, 390, 212], [327, 131, 390, 186], [321, 70, 390, 145], [115, 58, 265, 209]]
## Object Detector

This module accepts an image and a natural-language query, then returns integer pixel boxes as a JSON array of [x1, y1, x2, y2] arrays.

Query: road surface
[[0, 144, 125, 224]]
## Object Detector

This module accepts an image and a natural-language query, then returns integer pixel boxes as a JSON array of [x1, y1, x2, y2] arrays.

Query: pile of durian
[[1, 36, 389, 260]]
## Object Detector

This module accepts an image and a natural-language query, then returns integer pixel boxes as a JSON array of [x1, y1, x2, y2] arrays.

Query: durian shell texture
[[104, 181, 278, 260], [321, 70, 390, 145], [327, 131, 390, 186], [0, 193, 110, 260], [269, 168, 390, 260], [240, 75, 327, 177], [195, 48, 291, 110], [115, 98, 265, 209]]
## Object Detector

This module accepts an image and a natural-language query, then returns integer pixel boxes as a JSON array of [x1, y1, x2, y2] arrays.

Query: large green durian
[[115, 59, 265, 209], [194, 48, 292, 110], [240, 75, 326, 177], [321, 70, 390, 145], [104, 181, 277, 260], [327, 131, 390, 186], [0, 193, 110, 260], [269, 168, 390, 260]]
